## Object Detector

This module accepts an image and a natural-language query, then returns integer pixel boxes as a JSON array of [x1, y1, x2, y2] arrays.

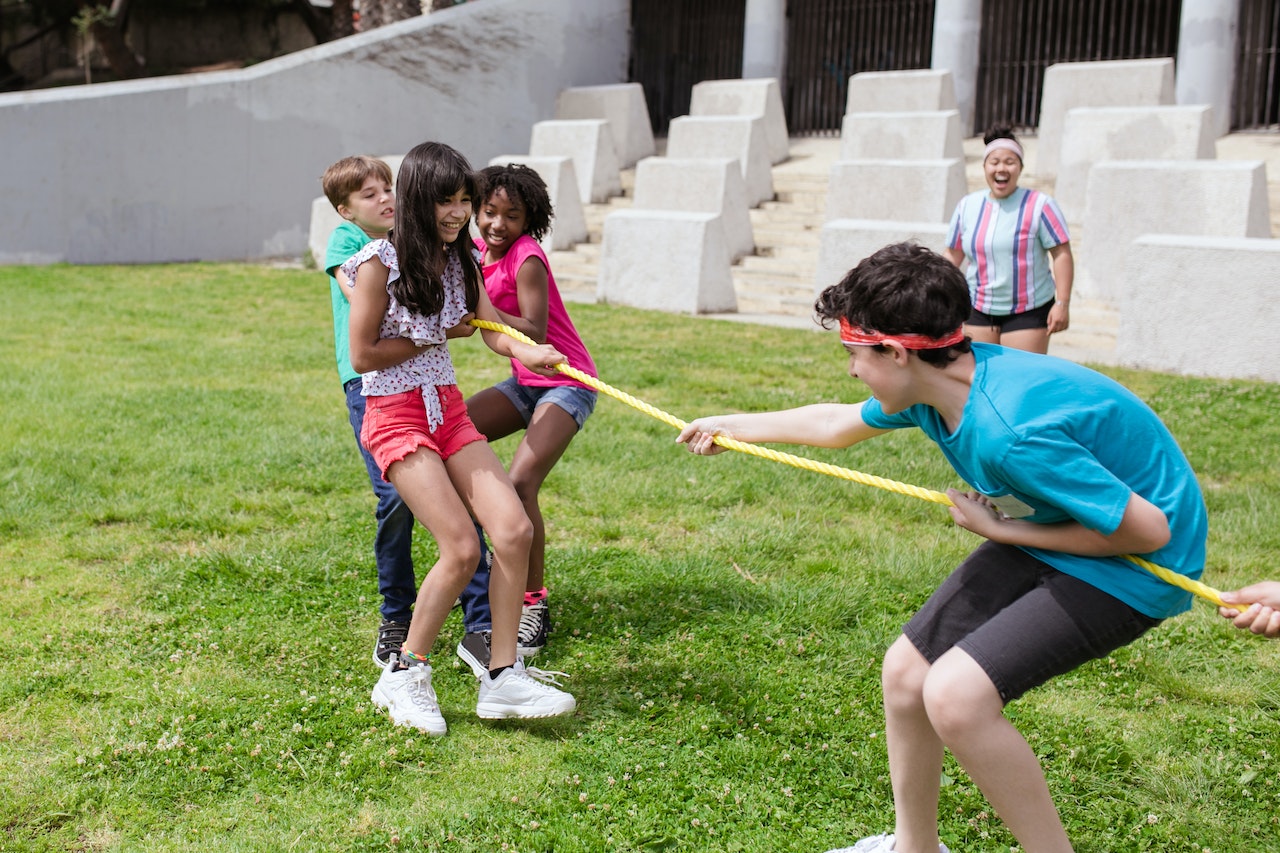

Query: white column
[[1176, 0, 1239, 137], [742, 0, 786, 80], [930, 0, 982, 134]]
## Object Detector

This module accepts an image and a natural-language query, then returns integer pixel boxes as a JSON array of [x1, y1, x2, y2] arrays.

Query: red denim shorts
[[360, 385, 485, 480]]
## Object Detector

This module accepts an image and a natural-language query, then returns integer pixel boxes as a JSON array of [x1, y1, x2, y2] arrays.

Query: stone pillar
[[1176, 0, 1239, 137], [930, 0, 982, 134], [742, 0, 786, 80]]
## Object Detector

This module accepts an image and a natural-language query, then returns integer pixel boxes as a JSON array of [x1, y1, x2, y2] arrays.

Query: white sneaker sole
[[476, 695, 576, 720]]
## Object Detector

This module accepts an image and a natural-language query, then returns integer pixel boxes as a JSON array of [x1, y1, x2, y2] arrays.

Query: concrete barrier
[[690, 77, 790, 164], [1120, 234, 1280, 382], [665, 115, 774, 206], [839, 110, 963, 161], [597, 210, 736, 314], [631, 156, 754, 261], [824, 159, 966, 223], [555, 82, 655, 168], [529, 119, 622, 204], [1056, 105, 1216, 221], [1080, 159, 1271, 304], [815, 220, 950, 295], [845, 69, 957, 114], [1036, 57, 1175, 180], [484, 155, 588, 252]]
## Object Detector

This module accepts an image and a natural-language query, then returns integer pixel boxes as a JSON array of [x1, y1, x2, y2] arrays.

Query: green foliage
[[1, 263, 1278, 851]]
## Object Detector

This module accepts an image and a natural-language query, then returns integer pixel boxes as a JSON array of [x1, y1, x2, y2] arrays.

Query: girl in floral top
[[344, 141, 576, 735]]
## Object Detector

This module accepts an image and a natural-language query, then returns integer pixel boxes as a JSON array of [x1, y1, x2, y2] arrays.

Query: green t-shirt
[[324, 221, 373, 386]]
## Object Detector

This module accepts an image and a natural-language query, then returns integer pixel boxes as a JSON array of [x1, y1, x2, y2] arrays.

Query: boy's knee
[[920, 655, 1001, 741], [881, 636, 929, 709]]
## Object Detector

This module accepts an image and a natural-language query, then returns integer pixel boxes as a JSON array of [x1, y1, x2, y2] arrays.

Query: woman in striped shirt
[[943, 126, 1074, 354]]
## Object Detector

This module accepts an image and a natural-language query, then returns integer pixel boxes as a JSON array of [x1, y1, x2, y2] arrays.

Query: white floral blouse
[[341, 239, 474, 430]]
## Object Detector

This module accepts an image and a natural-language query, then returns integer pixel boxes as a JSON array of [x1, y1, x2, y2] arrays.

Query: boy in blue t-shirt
[[677, 242, 1208, 853], [321, 155, 491, 670]]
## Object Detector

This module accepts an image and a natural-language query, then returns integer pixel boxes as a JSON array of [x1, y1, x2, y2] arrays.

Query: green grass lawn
[[1, 263, 1277, 852]]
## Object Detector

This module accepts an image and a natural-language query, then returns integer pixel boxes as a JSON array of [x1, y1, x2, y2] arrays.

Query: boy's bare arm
[[677, 402, 888, 454], [946, 490, 1171, 557]]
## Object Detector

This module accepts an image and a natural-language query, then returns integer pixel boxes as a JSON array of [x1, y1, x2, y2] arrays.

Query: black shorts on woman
[[966, 298, 1055, 332]]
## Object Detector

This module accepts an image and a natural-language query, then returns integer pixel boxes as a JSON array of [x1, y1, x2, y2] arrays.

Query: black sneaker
[[456, 630, 491, 678], [517, 598, 549, 657], [373, 619, 410, 668]]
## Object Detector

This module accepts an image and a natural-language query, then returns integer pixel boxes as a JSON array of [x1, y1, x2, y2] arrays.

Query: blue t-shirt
[[325, 221, 373, 386], [860, 344, 1207, 619]]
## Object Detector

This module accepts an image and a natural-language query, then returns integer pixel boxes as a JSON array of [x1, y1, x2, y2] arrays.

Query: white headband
[[983, 138, 1024, 162]]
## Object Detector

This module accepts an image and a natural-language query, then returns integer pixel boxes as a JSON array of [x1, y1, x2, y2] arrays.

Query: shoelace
[[405, 666, 439, 710], [517, 605, 545, 640], [518, 662, 570, 689]]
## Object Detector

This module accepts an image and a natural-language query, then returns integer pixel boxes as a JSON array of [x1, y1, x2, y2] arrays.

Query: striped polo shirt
[[946, 187, 1071, 316]]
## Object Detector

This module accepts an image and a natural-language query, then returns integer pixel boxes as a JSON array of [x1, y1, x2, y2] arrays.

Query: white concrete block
[[665, 115, 775, 207], [631, 156, 754, 261], [845, 69, 957, 115], [824, 159, 966, 224], [840, 110, 963, 161], [815, 220, 950, 296], [1036, 58, 1175, 180], [690, 77, 790, 164], [529, 119, 622, 204], [555, 82, 656, 168], [1056, 105, 1217, 221], [1080, 159, 1271, 304], [309, 196, 343, 270], [486, 155, 588, 252], [596, 210, 736, 314], [1120, 234, 1280, 382]]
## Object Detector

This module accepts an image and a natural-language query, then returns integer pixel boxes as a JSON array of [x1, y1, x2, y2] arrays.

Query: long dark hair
[[390, 141, 481, 317]]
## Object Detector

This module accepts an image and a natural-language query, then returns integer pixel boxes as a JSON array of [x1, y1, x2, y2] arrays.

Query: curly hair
[[390, 141, 481, 317], [814, 242, 972, 367], [476, 163, 555, 242]]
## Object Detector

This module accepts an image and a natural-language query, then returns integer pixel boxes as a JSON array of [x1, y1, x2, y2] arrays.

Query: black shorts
[[966, 299, 1055, 332], [902, 541, 1161, 704]]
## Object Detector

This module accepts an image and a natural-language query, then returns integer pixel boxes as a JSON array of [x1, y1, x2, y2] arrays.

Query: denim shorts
[[903, 541, 1161, 704], [493, 376, 597, 430]]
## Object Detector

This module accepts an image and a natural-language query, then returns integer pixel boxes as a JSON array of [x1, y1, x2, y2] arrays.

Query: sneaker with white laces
[[372, 619, 409, 668], [371, 661, 447, 735], [476, 659, 575, 719], [824, 833, 950, 853], [517, 598, 550, 657], [456, 630, 491, 679]]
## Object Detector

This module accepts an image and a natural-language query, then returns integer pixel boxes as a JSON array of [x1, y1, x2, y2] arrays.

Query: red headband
[[839, 317, 965, 350]]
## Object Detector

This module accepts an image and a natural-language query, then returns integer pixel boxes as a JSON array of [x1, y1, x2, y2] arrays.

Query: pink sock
[[524, 587, 547, 607]]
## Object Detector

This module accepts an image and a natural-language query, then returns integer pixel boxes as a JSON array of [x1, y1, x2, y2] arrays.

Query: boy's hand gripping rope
[[470, 319, 1238, 610]]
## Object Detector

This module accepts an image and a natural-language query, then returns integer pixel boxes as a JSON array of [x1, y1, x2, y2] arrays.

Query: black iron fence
[[630, 0, 747, 135], [1235, 0, 1280, 129], [973, 0, 1183, 133], [784, 0, 936, 134]]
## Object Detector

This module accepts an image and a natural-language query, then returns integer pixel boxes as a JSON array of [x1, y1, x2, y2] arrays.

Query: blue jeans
[[345, 379, 491, 631]]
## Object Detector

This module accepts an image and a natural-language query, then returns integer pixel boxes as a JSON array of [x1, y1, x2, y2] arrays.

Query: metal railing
[[783, 0, 935, 134]]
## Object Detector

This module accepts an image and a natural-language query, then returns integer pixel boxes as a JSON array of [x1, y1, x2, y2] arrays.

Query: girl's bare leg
[[964, 324, 1000, 346], [923, 648, 1073, 853], [506, 403, 579, 591], [385, 448, 485, 659], [444, 440, 533, 670]]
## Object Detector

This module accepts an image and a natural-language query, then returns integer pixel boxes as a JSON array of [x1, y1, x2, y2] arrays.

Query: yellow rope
[[470, 318, 1234, 609]]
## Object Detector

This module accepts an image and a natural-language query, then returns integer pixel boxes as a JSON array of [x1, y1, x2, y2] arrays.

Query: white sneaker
[[825, 833, 949, 853], [371, 662, 447, 736], [476, 660, 576, 719]]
